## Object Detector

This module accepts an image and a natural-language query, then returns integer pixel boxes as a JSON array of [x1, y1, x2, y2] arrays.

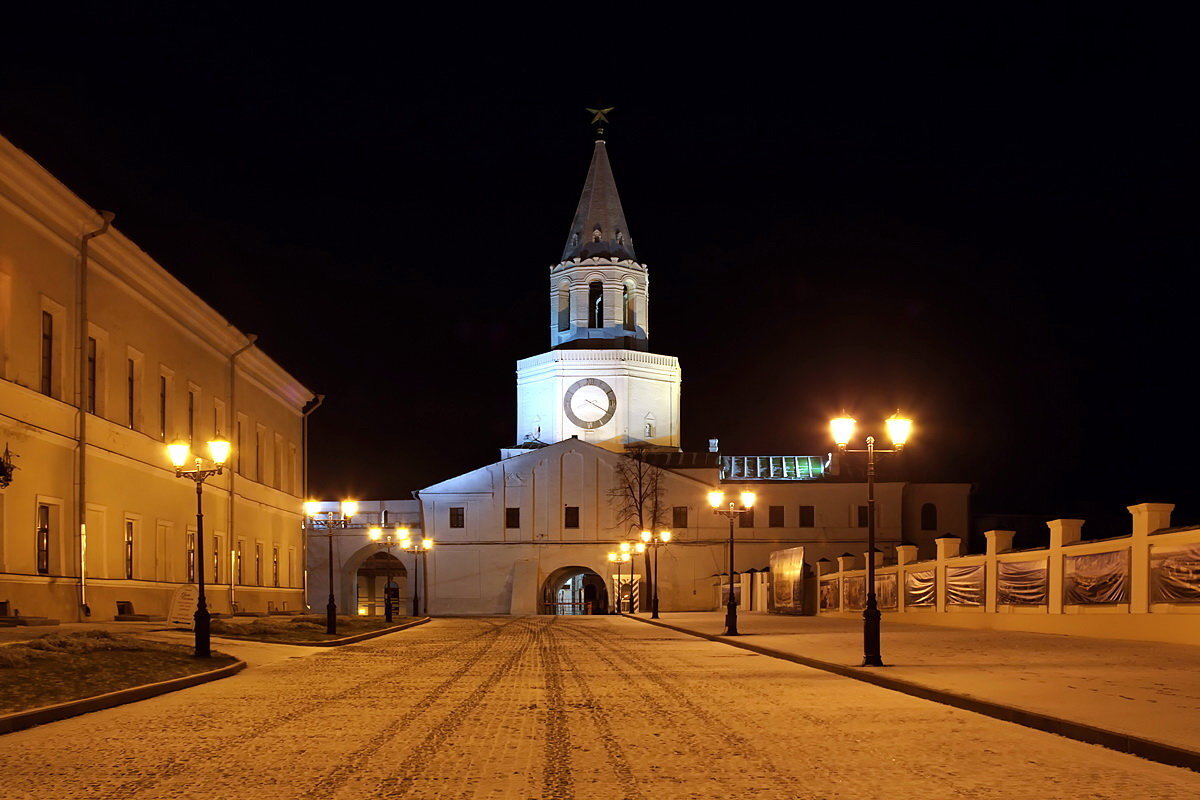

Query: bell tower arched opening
[[541, 565, 608, 615]]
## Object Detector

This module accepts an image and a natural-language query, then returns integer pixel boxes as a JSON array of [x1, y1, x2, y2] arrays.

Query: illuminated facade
[[0, 133, 313, 622]]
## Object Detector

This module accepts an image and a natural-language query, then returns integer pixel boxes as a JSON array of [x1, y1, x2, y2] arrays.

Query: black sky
[[2, 7, 1193, 537]]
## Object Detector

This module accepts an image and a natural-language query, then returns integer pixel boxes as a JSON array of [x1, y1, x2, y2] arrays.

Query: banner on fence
[[905, 569, 936, 606], [1064, 549, 1129, 604], [946, 564, 985, 606], [1150, 544, 1200, 603], [843, 576, 865, 611], [997, 559, 1049, 605], [874, 573, 898, 609], [819, 578, 839, 611], [769, 546, 806, 614]]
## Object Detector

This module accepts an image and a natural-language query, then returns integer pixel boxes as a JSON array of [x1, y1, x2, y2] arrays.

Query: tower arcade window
[[557, 281, 570, 332], [588, 281, 604, 328], [622, 281, 635, 331]]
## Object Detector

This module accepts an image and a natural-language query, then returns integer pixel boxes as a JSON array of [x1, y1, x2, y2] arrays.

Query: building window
[[272, 546, 280, 587], [857, 505, 869, 528], [36, 504, 51, 575], [86, 337, 97, 413], [255, 428, 264, 482], [557, 281, 570, 332], [159, 375, 169, 439], [505, 507, 520, 529], [126, 357, 139, 429], [124, 520, 135, 579], [768, 505, 784, 527], [564, 506, 580, 528], [255, 542, 263, 586], [921, 503, 938, 531], [213, 536, 221, 583], [40, 311, 53, 396], [588, 281, 604, 328], [449, 507, 465, 528], [236, 543, 244, 584], [739, 508, 755, 528], [186, 532, 196, 583], [187, 389, 197, 445], [622, 281, 635, 331], [799, 505, 815, 527], [672, 506, 688, 529]]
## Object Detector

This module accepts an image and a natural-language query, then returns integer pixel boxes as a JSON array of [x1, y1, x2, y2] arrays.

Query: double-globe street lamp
[[167, 437, 232, 659], [639, 529, 671, 619], [708, 489, 756, 636], [830, 412, 913, 667], [368, 525, 434, 618], [303, 499, 359, 635]]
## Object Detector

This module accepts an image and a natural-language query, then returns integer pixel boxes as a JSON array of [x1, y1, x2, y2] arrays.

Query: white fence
[[815, 503, 1200, 645]]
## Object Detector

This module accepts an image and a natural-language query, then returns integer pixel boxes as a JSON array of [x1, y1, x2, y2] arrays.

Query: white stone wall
[[0, 134, 312, 621]]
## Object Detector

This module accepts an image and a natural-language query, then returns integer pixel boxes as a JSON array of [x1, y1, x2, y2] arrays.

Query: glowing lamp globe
[[167, 442, 191, 468], [708, 490, 725, 508], [886, 414, 913, 448], [207, 438, 231, 466], [831, 416, 857, 447]]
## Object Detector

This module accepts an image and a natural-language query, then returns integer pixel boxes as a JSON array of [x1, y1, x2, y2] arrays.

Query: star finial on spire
[[586, 106, 614, 139]]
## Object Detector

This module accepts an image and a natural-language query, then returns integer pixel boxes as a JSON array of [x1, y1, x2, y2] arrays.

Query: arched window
[[622, 280, 636, 331], [920, 503, 938, 531], [557, 281, 570, 332], [588, 281, 604, 328]]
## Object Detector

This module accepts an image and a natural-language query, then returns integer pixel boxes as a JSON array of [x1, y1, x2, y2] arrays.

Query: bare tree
[[609, 448, 667, 610]]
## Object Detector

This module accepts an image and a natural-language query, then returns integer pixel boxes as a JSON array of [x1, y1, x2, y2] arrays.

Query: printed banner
[[1150, 544, 1200, 603], [769, 546, 806, 614], [997, 559, 1048, 605], [946, 564, 985, 605], [1064, 549, 1129, 604], [843, 576, 865, 611], [904, 569, 936, 606], [874, 573, 898, 610], [819, 578, 839, 611]]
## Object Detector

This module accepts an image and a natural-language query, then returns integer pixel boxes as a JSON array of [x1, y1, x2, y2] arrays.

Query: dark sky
[[2, 8, 1193, 536]]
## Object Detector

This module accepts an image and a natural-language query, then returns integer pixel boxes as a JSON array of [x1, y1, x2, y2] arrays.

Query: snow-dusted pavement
[[640, 611, 1200, 756], [2, 616, 1197, 799]]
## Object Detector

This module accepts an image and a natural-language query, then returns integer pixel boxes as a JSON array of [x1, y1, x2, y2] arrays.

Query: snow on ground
[[647, 611, 1200, 754]]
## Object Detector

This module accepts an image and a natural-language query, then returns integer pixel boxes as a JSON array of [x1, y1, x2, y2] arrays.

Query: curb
[[0, 660, 246, 735], [621, 614, 1200, 774], [214, 616, 432, 647]]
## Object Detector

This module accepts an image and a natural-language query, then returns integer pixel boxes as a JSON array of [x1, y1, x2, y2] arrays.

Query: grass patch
[[208, 615, 417, 643], [0, 630, 235, 715]]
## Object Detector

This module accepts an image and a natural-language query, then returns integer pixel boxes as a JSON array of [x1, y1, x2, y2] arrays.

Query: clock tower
[[514, 128, 681, 452]]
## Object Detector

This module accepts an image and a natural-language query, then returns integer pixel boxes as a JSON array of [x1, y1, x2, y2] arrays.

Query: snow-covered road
[[2, 616, 1195, 798]]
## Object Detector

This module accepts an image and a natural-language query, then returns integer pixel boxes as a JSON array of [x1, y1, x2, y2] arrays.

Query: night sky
[[2, 8, 1193, 537]]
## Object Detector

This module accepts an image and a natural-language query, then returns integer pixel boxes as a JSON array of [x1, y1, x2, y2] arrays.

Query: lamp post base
[[326, 597, 337, 636], [194, 606, 211, 659], [723, 602, 739, 636], [861, 605, 884, 666]]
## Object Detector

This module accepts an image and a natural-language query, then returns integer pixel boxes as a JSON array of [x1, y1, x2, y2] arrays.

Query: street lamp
[[640, 529, 671, 619], [167, 437, 231, 658], [607, 550, 630, 614], [831, 411, 912, 667], [708, 489, 755, 636], [369, 526, 433, 617], [304, 499, 358, 635]]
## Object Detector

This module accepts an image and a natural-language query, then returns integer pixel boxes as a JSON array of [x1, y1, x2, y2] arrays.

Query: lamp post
[[831, 412, 913, 667], [607, 550, 630, 614], [304, 499, 358, 635], [167, 438, 231, 659], [369, 526, 433, 617], [640, 529, 671, 618], [708, 489, 756, 636]]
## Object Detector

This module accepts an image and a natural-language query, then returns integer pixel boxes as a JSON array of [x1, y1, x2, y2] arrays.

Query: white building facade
[[311, 132, 971, 617], [0, 133, 314, 622]]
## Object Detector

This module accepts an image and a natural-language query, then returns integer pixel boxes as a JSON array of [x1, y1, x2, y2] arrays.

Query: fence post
[[984, 530, 1015, 613], [836, 554, 857, 612], [1128, 503, 1173, 614], [934, 534, 960, 612], [1046, 519, 1083, 615], [895, 544, 918, 612]]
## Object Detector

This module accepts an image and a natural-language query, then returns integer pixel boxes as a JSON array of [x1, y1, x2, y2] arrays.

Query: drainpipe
[[75, 211, 115, 620], [227, 334, 257, 612], [301, 393, 325, 609]]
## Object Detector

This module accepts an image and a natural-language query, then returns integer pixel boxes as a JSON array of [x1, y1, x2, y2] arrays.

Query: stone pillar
[[1128, 503, 1172, 614], [984, 531, 1014, 613], [1046, 519, 1083, 615], [895, 544, 919, 565], [934, 535, 959, 612]]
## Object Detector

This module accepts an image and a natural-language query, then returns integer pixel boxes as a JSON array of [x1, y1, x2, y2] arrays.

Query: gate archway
[[356, 551, 406, 616], [541, 565, 608, 615]]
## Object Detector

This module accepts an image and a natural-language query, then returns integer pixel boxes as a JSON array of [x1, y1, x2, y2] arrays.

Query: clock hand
[[584, 398, 606, 411]]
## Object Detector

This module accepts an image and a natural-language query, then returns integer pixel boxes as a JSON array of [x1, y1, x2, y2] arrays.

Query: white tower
[[515, 130, 681, 452]]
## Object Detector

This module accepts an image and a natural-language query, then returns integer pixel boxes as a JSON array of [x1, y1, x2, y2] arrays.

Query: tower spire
[[563, 109, 636, 262]]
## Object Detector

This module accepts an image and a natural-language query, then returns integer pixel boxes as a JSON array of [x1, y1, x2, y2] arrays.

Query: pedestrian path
[[2, 616, 1196, 799], [630, 611, 1200, 765]]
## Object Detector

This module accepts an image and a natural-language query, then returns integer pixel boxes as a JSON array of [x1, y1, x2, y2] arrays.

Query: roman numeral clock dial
[[563, 378, 617, 430]]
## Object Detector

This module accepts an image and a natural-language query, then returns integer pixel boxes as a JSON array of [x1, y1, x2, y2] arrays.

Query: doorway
[[356, 551, 406, 616], [541, 566, 608, 615]]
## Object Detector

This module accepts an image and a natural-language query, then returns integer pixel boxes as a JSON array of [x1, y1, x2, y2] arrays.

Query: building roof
[[561, 139, 637, 262]]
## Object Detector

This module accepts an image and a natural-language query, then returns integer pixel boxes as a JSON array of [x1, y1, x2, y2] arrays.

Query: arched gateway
[[541, 565, 608, 615], [356, 551, 406, 617]]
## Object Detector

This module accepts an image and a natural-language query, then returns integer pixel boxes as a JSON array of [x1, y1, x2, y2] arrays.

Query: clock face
[[563, 378, 617, 430]]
